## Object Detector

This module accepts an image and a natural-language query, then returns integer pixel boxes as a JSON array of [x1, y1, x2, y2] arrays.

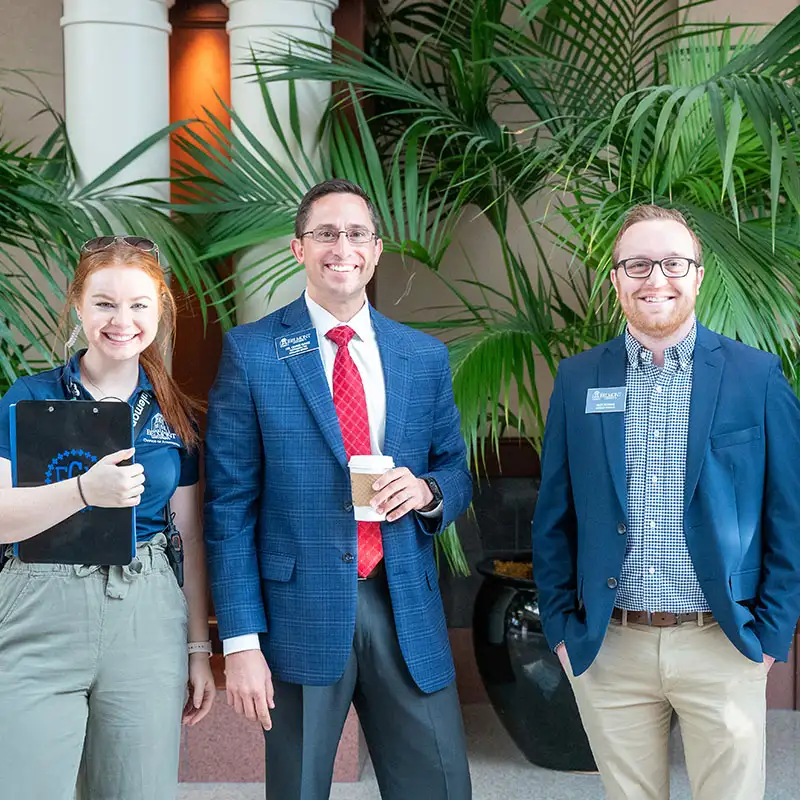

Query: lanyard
[[131, 391, 155, 441]]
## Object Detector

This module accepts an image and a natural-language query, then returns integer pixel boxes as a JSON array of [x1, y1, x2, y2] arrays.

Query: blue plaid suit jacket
[[204, 296, 472, 693]]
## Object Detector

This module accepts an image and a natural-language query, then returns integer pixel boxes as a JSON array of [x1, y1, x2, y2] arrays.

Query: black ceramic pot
[[472, 553, 596, 772]]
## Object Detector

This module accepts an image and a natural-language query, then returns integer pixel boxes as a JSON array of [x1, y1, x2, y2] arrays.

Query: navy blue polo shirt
[[0, 351, 199, 542]]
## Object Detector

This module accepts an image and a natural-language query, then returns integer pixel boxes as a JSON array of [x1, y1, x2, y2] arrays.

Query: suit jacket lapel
[[598, 336, 628, 514], [684, 325, 724, 507], [280, 297, 348, 469], [371, 308, 411, 457]]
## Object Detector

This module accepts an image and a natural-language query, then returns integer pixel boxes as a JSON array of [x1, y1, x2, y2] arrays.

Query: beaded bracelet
[[188, 641, 213, 655]]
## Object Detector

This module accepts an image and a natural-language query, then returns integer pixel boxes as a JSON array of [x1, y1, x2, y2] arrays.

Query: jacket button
[[617, 523, 626, 534], [343, 502, 353, 512], [342, 552, 354, 563], [607, 577, 618, 589]]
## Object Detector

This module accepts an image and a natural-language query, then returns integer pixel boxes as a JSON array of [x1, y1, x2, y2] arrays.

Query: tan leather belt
[[612, 608, 715, 627]]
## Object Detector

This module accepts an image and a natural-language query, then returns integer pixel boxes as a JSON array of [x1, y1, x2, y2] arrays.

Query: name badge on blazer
[[275, 329, 320, 360], [585, 386, 627, 414]]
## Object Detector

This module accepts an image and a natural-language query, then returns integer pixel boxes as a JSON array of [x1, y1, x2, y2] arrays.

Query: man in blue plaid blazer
[[204, 180, 472, 799], [533, 205, 800, 800]]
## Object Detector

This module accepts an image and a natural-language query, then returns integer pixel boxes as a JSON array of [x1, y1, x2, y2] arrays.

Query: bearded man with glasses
[[532, 204, 800, 799]]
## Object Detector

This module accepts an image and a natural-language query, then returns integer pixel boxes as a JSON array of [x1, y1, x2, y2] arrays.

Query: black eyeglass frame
[[614, 257, 701, 279], [80, 235, 160, 264], [299, 228, 379, 245]]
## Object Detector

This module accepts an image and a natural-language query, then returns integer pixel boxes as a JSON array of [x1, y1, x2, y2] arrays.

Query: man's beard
[[620, 291, 696, 339]]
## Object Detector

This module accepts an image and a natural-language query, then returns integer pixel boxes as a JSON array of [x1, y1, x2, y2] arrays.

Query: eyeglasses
[[300, 228, 378, 245], [615, 257, 699, 279], [81, 235, 160, 263]]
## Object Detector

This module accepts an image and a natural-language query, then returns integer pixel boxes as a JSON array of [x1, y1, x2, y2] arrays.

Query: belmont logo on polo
[[275, 328, 320, 360], [142, 412, 180, 446]]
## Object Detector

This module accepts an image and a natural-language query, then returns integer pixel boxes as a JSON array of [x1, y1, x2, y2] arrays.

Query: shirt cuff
[[416, 500, 443, 519], [223, 634, 261, 656]]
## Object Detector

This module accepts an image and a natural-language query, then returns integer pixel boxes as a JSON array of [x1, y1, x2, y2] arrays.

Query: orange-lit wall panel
[[169, 2, 230, 413]]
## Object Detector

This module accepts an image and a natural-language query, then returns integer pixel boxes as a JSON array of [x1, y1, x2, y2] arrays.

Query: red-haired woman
[[0, 237, 215, 799]]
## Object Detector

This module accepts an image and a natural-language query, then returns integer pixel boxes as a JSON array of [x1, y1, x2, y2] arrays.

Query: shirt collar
[[304, 292, 375, 344], [61, 349, 153, 398], [625, 319, 697, 371]]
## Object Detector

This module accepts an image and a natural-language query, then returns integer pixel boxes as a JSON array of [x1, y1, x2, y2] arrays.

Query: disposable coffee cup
[[348, 455, 395, 521]]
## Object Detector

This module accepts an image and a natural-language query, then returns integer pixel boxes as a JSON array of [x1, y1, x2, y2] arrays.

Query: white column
[[61, 0, 174, 200], [225, 0, 339, 324]]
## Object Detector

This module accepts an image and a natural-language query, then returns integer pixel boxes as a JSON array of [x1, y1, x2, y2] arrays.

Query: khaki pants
[[567, 619, 767, 800], [0, 535, 188, 800]]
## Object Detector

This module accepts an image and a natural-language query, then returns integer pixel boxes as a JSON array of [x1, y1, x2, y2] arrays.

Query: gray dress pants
[[264, 570, 472, 800]]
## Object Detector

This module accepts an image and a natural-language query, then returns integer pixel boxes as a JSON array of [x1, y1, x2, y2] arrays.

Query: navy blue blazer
[[532, 324, 800, 676], [204, 296, 472, 693]]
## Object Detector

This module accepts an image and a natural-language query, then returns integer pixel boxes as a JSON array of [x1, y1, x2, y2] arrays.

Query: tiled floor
[[179, 705, 800, 799]]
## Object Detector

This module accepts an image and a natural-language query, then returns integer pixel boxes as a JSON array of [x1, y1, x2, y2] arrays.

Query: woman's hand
[[80, 448, 145, 508], [182, 653, 216, 726]]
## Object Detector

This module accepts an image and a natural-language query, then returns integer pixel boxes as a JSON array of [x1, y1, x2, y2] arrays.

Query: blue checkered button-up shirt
[[616, 321, 710, 613]]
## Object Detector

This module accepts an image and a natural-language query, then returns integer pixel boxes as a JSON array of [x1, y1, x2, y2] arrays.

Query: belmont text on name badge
[[275, 329, 320, 360], [586, 386, 627, 414]]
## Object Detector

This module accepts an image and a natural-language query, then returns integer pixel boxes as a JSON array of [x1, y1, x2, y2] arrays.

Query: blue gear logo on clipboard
[[45, 450, 99, 511]]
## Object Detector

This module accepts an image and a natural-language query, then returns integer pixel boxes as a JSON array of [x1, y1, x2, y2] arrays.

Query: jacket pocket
[[711, 426, 761, 450], [259, 552, 296, 582], [730, 568, 761, 601], [425, 568, 435, 592]]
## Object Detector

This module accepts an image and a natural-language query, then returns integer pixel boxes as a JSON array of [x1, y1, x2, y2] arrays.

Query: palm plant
[[0, 75, 220, 387], [552, 17, 800, 370], [171, 0, 800, 448], [0, 95, 88, 388], [156, 0, 800, 569]]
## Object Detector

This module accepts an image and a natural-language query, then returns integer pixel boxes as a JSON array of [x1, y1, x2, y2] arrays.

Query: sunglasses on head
[[80, 235, 160, 263]]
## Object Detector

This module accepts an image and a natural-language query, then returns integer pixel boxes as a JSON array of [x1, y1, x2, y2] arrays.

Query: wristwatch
[[420, 477, 443, 512]]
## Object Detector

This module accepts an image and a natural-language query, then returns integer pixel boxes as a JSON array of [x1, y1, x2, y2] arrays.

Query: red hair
[[612, 205, 703, 265], [62, 243, 201, 449]]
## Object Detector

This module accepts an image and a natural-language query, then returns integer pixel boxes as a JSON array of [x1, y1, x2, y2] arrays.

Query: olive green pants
[[0, 535, 188, 799]]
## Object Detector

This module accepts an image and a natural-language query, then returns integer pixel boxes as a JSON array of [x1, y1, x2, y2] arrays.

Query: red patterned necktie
[[326, 325, 383, 577]]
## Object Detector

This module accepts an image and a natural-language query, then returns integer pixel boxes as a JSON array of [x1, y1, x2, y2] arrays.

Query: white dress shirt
[[224, 293, 440, 656]]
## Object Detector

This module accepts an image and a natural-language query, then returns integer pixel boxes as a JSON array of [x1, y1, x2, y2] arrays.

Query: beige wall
[[0, 0, 64, 145], [681, 0, 798, 24]]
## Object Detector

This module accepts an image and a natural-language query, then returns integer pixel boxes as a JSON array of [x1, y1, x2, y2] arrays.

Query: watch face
[[427, 478, 442, 501]]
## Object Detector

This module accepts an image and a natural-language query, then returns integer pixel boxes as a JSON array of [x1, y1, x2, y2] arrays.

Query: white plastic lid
[[348, 455, 395, 472]]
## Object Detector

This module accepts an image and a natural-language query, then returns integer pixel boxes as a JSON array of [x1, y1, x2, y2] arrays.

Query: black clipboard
[[10, 399, 135, 565]]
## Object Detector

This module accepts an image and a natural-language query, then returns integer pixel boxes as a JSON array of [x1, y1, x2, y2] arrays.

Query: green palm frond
[[167, 85, 476, 301], [549, 10, 800, 369], [0, 83, 224, 383]]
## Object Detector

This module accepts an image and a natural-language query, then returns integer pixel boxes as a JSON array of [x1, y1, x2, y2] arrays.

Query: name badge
[[585, 386, 627, 414], [275, 329, 320, 360]]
